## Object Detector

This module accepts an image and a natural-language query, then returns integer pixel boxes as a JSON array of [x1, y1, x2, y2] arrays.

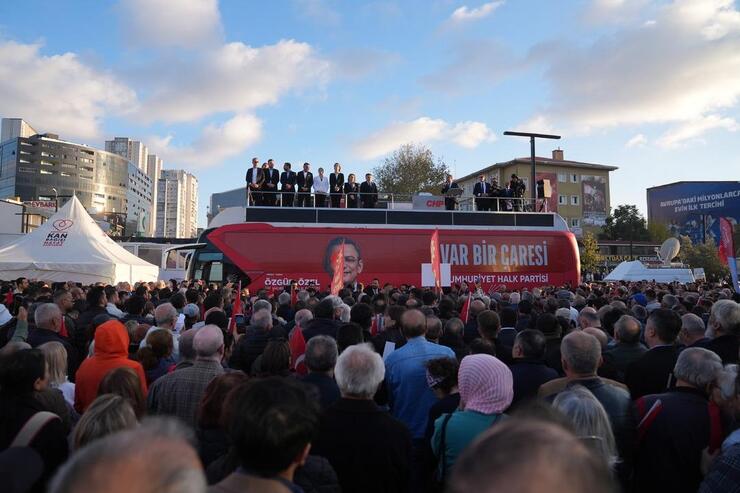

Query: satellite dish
[[657, 238, 681, 266]]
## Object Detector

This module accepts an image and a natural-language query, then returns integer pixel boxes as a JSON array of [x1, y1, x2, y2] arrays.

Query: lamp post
[[51, 188, 59, 212], [503, 131, 561, 207]]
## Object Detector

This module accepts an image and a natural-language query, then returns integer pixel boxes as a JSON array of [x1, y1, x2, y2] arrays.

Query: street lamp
[[503, 131, 561, 206], [51, 187, 59, 212]]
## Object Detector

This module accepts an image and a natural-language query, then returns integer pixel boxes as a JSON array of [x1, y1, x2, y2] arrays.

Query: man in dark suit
[[261, 158, 280, 206], [510, 329, 558, 405], [601, 314, 647, 383], [489, 178, 501, 211], [280, 162, 296, 207], [244, 157, 264, 206], [296, 162, 314, 207], [704, 299, 740, 364], [312, 344, 412, 493], [329, 162, 345, 208], [300, 335, 340, 410], [363, 278, 381, 298], [625, 308, 682, 399], [473, 174, 491, 211], [441, 174, 460, 211], [359, 173, 378, 209]]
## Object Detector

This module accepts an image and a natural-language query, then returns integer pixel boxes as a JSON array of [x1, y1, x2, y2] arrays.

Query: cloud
[[119, 0, 222, 49], [138, 40, 331, 124], [352, 117, 495, 160], [0, 41, 136, 140], [332, 48, 401, 80], [149, 114, 263, 167], [449, 1, 504, 24], [525, 0, 740, 142], [656, 114, 738, 148], [293, 0, 341, 26], [581, 0, 651, 25], [626, 133, 648, 148]]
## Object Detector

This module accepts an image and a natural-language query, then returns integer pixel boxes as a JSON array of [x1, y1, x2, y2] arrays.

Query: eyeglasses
[[344, 256, 359, 264]]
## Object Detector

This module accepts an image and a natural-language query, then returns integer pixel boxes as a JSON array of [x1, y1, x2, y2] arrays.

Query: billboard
[[536, 172, 558, 213], [207, 223, 581, 290], [647, 182, 740, 246], [582, 175, 608, 226]]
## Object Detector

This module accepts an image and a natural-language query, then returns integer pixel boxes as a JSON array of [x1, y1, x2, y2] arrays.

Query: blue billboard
[[647, 181, 740, 245]]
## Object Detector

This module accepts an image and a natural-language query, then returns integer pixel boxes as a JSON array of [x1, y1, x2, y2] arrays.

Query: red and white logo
[[52, 219, 74, 231]]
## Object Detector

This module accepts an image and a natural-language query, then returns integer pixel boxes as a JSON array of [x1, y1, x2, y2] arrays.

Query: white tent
[[604, 260, 695, 283], [0, 196, 159, 284]]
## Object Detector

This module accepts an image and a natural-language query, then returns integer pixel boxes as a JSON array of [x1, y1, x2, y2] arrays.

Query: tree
[[580, 232, 602, 274], [647, 221, 671, 243], [679, 236, 729, 282], [373, 143, 448, 196], [599, 204, 651, 241]]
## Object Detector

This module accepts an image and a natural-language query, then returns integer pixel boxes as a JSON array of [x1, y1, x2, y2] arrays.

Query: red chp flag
[[290, 283, 298, 307], [289, 326, 307, 375], [460, 282, 475, 323], [330, 240, 346, 296], [719, 217, 739, 294], [229, 281, 242, 334], [431, 229, 442, 292]]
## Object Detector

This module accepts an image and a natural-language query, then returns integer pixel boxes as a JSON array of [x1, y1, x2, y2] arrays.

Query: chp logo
[[44, 219, 74, 247]]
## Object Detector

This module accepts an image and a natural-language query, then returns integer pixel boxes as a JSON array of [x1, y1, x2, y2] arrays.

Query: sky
[[1, 0, 739, 228]]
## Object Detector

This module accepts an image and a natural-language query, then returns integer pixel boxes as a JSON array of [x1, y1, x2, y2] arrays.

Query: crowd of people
[[244, 158, 529, 212], [1, 275, 740, 493]]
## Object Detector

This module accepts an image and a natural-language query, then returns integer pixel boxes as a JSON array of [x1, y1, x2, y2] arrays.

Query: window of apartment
[[571, 218, 580, 227], [80, 175, 93, 181], [558, 173, 567, 183], [61, 163, 76, 169], [40, 160, 55, 166], [558, 194, 566, 205], [60, 172, 74, 177], [571, 174, 579, 183], [18, 167, 35, 173], [40, 169, 53, 175], [571, 195, 580, 205]]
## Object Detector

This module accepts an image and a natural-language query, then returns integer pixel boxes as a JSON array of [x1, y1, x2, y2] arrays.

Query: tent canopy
[[0, 196, 159, 284], [604, 260, 695, 283]]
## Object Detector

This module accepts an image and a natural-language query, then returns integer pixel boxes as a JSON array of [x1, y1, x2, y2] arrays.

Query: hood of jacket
[[94, 320, 130, 358]]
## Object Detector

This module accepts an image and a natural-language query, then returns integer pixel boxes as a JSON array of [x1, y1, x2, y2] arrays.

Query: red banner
[[208, 224, 580, 290], [719, 217, 735, 264], [431, 229, 441, 292], [229, 280, 242, 334]]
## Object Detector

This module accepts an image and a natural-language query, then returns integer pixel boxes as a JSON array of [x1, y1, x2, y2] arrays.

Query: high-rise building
[[105, 137, 148, 171], [146, 154, 163, 235], [1, 118, 38, 142], [156, 170, 199, 238], [0, 130, 154, 236]]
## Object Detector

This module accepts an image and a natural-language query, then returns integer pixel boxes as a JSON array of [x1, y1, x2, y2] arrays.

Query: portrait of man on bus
[[323, 236, 364, 291]]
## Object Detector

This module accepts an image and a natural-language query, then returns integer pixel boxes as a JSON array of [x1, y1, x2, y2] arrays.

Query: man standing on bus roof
[[280, 162, 296, 207], [324, 237, 364, 292], [442, 174, 460, 211], [330, 163, 345, 208], [473, 174, 490, 212], [245, 157, 264, 206], [262, 158, 280, 206], [296, 162, 314, 208], [360, 173, 378, 209]]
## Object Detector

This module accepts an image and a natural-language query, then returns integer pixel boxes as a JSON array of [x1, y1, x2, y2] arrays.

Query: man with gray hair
[[312, 344, 412, 493], [228, 309, 275, 373], [602, 315, 648, 383], [540, 331, 634, 471], [634, 347, 724, 493], [139, 302, 180, 361], [147, 325, 225, 426], [300, 335, 340, 409], [678, 313, 709, 349], [27, 303, 81, 379], [705, 299, 740, 364], [50, 417, 206, 493]]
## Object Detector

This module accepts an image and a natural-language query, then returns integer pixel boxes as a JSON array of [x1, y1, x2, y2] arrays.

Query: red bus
[[188, 208, 580, 291]]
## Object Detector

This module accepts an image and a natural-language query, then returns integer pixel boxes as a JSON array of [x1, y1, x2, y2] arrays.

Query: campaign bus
[[187, 207, 580, 291]]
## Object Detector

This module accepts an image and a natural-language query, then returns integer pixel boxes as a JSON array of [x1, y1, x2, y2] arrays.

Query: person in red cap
[[74, 320, 147, 413]]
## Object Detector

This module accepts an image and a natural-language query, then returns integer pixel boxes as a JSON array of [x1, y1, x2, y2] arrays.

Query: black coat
[[300, 372, 340, 410], [302, 318, 341, 341], [602, 342, 648, 383], [359, 181, 378, 207], [297, 171, 314, 192], [280, 170, 297, 191], [510, 359, 558, 405], [197, 427, 230, 468], [625, 345, 678, 399], [228, 326, 284, 374], [27, 327, 81, 382], [706, 335, 739, 365], [329, 173, 345, 194], [312, 398, 412, 493], [344, 182, 359, 207], [245, 167, 264, 187], [473, 181, 490, 197]]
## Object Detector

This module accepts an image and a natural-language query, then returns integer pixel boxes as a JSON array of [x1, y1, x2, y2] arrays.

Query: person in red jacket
[[74, 320, 147, 413]]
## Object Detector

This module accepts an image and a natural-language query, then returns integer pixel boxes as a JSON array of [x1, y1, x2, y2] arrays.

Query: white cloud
[[582, 0, 650, 25], [332, 48, 401, 80], [119, 0, 222, 49], [656, 114, 738, 148], [626, 133, 648, 148], [149, 114, 262, 167], [352, 117, 495, 160], [293, 0, 341, 26], [0, 41, 136, 140], [513, 114, 557, 135], [139, 40, 331, 124], [524, 0, 740, 142], [450, 1, 504, 23]]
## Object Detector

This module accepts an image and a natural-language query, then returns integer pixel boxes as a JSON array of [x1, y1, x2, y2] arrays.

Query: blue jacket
[[384, 336, 455, 439]]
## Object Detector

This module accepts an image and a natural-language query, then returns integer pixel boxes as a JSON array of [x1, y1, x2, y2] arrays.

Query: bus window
[[138, 246, 162, 266], [208, 262, 223, 282]]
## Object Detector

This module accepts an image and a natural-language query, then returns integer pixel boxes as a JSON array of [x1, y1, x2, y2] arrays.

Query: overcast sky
[[1, 0, 739, 226]]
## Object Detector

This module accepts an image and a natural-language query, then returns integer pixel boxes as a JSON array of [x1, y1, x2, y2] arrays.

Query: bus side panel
[[208, 224, 580, 290]]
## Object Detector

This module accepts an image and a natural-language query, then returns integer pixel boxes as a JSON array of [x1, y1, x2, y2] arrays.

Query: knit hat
[[183, 303, 200, 318], [458, 354, 513, 414]]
